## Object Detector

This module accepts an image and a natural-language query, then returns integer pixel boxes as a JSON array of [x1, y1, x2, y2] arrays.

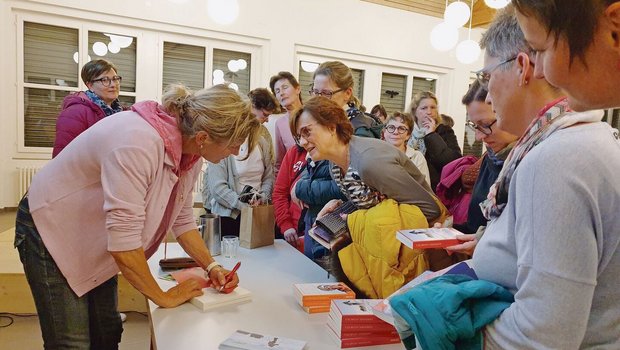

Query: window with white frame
[[22, 22, 137, 148], [23, 22, 78, 148]]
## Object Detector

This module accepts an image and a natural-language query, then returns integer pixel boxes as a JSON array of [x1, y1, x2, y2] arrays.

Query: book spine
[[340, 322, 396, 332], [339, 330, 399, 338], [303, 305, 331, 314], [412, 238, 460, 249], [301, 294, 355, 303], [338, 336, 402, 348]]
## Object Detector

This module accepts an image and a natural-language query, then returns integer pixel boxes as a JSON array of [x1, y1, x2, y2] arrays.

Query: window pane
[[212, 49, 251, 95], [163, 42, 205, 92], [298, 61, 317, 103], [88, 31, 136, 92], [412, 77, 436, 95], [351, 69, 364, 106], [118, 95, 135, 108], [380, 73, 406, 114], [24, 87, 70, 147], [24, 22, 79, 87], [462, 128, 483, 157]]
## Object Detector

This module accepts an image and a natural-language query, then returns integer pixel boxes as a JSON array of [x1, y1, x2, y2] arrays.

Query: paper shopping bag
[[239, 204, 274, 249]]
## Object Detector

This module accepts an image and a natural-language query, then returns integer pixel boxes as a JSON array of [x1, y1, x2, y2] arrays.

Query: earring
[[525, 80, 529, 85]]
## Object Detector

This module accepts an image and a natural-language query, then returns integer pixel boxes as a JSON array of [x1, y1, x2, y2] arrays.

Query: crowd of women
[[14, 1, 619, 348]]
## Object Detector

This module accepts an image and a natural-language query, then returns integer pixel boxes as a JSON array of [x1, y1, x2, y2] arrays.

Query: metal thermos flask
[[198, 213, 221, 256]]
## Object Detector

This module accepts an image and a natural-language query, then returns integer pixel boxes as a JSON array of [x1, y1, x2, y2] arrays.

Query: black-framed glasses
[[466, 120, 497, 135], [293, 122, 317, 145], [475, 56, 517, 88], [308, 88, 345, 99], [385, 124, 409, 135], [92, 76, 122, 87]]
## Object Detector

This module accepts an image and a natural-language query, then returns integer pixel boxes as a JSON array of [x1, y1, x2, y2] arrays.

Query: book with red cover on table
[[396, 227, 462, 249], [326, 324, 401, 349], [328, 299, 397, 336]]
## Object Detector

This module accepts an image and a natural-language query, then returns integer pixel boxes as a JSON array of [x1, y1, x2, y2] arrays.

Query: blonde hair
[[162, 84, 260, 157], [313, 61, 357, 105], [409, 91, 441, 124]]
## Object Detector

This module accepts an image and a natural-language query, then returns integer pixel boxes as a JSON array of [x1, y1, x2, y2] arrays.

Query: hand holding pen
[[206, 261, 241, 294]]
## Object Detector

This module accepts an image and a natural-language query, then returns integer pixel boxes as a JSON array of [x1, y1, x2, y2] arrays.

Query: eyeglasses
[[466, 120, 497, 135], [385, 124, 409, 135], [293, 122, 317, 145], [92, 76, 122, 87], [475, 56, 517, 88], [309, 88, 345, 99]]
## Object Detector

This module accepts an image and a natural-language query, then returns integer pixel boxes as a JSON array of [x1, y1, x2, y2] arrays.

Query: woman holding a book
[[467, 7, 620, 348], [291, 97, 451, 298]]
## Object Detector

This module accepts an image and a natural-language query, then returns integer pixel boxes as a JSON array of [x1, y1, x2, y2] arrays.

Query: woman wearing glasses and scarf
[[53, 59, 126, 158], [382, 111, 431, 187]]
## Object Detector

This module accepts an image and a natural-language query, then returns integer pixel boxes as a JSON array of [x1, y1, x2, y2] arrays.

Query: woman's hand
[[159, 279, 204, 308], [207, 265, 239, 294], [283, 228, 298, 247], [290, 180, 304, 209], [421, 116, 437, 134], [317, 199, 343, 220], [445, 234, 478, 256]]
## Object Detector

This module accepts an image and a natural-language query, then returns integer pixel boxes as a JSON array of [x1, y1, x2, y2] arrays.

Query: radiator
[[18, 166, 41, 199]]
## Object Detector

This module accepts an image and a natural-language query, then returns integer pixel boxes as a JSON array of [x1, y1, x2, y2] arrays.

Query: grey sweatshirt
[[344, 136, 440, 220], [473, 121, 620, 349]]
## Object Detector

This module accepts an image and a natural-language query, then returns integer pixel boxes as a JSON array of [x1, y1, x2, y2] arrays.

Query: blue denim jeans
[[15, 196, 123, 349]]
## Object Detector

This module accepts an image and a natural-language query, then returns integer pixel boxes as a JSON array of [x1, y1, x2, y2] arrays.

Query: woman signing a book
[[291, 97, 452, 299], [14, 84, 256, 348]]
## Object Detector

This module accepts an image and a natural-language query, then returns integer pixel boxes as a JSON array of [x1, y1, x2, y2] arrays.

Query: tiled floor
[[0, 208, 150, 349]]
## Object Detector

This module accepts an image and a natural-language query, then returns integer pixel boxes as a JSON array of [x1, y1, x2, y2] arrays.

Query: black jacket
[[424, 124, 462, 191]]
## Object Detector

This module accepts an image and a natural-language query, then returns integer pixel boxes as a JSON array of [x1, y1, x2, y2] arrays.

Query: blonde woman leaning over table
[[14, 84, 260, 349]]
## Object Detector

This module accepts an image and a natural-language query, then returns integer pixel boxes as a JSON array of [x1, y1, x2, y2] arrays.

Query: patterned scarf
[[480, 98, 602, 220], [85, 90, 123, 117], [408, 123, 427, 155]]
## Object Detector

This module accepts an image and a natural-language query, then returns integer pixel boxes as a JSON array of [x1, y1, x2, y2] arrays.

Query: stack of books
[[293, 282, 355, 314], [327, 299, 400, 348]]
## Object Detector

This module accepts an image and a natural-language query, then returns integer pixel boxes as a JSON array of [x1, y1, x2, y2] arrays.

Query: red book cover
[[326, 324, 401, 348], [330, 299, 387, 323], [396, 227, 461, 249], [328, 312, 396, 335]]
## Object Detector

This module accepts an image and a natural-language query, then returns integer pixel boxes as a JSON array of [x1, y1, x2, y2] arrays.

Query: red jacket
[[273, 145, 307, 233], [53, 92, 105, 158]]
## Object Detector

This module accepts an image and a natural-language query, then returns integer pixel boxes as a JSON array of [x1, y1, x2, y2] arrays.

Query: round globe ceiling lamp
[[300, 61, 319, 73], [484, 0, 510, 9], [207, 0, 239, 25], [444, 1, 470, 27], [430, 22, 459, 52], [456, 39, 481, 64]]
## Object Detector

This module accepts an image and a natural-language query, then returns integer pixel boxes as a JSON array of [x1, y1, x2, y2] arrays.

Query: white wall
[[0, 0, 484, 207]]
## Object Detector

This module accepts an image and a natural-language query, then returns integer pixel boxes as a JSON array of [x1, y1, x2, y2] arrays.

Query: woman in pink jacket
[[14, 84, 260, 349], [53, 59, 126, 158]]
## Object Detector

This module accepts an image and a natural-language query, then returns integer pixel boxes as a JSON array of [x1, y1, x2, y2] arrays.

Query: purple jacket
[[436, 155, 478, 225], [52, 92, 123, 158]]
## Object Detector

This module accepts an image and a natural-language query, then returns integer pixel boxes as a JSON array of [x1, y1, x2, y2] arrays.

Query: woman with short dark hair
[[53, 59, 125, 157]]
